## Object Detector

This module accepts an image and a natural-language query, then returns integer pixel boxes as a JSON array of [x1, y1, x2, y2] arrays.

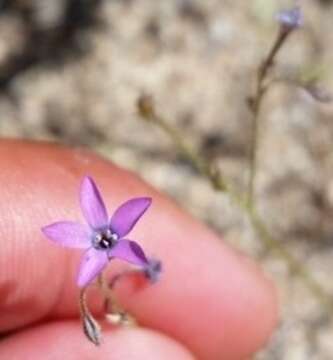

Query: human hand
[[0, 140, 277, 359]]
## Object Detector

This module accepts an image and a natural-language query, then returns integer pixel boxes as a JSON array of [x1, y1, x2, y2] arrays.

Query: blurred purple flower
[[42, 176, 151, 288], [276, 6, 303, 30], [305, 84, 332, 104], [142, 258, 162, 284]]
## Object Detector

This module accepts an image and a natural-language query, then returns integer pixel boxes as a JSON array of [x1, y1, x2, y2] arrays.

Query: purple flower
[[142, 258, 162, 284], [276, 6, 303, 30], [42, 176, 151, 288]]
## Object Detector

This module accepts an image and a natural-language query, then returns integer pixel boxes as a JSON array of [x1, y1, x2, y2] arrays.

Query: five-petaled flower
[[42, 176, 151, 288]]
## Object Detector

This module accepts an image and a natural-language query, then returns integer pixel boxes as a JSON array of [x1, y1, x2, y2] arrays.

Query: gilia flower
[[276, 6, 303, 30], [42, 176, 151, 288]]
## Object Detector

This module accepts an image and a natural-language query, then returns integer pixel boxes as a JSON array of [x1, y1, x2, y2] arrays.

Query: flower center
[[92, 229, 118, 250]]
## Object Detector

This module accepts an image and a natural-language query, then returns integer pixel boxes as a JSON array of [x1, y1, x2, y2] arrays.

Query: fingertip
[[0, 139, 278, 359], [229, 256, 279, 357], [115, 218, 279, 359]]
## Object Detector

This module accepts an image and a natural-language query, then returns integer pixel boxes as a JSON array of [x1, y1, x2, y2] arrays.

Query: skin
[[0, 139, 278, 359]]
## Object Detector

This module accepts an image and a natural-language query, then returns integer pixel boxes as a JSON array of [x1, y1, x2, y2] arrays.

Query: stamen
[[111, 233, 119, 241], [93, 229, 118, 250]]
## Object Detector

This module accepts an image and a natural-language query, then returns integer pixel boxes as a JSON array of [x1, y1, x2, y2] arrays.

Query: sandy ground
[[1, 0, 333, 358]]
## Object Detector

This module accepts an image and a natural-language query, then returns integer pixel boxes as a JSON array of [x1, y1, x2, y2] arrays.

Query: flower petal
[[109, 239, 148, 266], [41, 221, 90, 248], [80, 176, 108, 230], [110, 197, 152, 237], [77, 248, 108, 288]]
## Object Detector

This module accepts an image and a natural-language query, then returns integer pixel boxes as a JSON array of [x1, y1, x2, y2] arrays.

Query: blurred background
[[0, 0, 333, 358]]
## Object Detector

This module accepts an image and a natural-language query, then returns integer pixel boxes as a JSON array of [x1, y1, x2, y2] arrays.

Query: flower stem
[[248, 27, 293, 207], [97, 273, 136, 326], [79, 288, 101, 346], [137, 96, 333, 316], [137, 95, 227, 192]]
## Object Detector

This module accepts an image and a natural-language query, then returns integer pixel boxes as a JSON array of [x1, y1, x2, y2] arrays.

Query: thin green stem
[[247, 207, 333, 310], [97, 273, 136, 326], [97, 273, 120, 315], [79, 288, 101, 345], [137, 96, 333, 315], [248, 28, 292, 207], [137, 95, 228, 192]]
